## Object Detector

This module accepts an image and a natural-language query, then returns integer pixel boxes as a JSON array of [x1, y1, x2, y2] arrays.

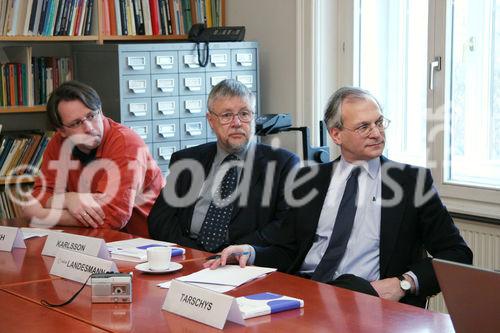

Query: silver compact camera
[[91, 273, 132, 303]]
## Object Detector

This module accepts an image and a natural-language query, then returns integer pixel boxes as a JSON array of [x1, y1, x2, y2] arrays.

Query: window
[[357, 0, 428, 168], [445, 0, 500, 188], [332, 0, 500, 218]]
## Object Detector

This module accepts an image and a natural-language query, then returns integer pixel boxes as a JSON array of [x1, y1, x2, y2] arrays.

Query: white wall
[[226, 0, 302, 154]]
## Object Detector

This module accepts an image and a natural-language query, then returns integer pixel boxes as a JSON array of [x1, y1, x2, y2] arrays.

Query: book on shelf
[[102, 0, 221, 36], [0, 184, 31, 219], [0, 0, 94, 36], [0, 131, 54, 178]]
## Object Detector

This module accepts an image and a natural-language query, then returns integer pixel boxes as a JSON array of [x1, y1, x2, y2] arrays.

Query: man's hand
[[203, 244, 251, 270], [370, 277, 405, 301], [62, 193, 105, 228]]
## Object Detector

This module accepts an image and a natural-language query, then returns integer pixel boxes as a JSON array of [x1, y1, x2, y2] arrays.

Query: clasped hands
[[58, 192, 106, 228]]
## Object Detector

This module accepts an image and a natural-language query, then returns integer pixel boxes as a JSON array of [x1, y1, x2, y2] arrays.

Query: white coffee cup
[[147, 246, 171, 271]]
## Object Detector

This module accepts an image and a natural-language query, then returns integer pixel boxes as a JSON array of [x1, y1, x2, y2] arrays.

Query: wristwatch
[[398, 275, 412, 295]]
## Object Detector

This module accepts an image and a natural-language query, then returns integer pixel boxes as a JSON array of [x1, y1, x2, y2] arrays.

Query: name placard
[[50, 248, 118, 284], [42, 233, 109, 259], [162, 280, 244, 329], [0, 226, 26, 252]]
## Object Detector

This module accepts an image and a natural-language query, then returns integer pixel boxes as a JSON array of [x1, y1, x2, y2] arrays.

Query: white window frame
[[324, 0, 500, 219], [429, 0, 500, 219]]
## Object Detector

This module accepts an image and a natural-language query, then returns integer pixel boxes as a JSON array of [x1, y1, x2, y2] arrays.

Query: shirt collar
[[339, 156, 380, 180], [215, 141, 253, 165]]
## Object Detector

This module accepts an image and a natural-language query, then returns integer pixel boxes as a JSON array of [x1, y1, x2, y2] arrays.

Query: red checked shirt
[[32, 117, 165, 237]]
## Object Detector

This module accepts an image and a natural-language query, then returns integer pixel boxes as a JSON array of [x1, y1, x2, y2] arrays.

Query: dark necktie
[[198, 154, 239, 251], [311, 167, 361, 283]]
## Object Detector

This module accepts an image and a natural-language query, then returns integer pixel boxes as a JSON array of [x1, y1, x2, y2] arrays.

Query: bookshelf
[[0, 0, 226, 218], [0, 106, 46, 113], [0, 0, 225, 44], [0, 176, 35, 186]]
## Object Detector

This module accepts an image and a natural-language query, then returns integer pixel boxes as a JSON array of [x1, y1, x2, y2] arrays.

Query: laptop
[[433, 259, 500, 333]]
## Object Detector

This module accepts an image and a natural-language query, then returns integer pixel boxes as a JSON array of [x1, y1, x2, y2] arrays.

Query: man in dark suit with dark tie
[[148, 79, 299, 252], [207, 87, 472, 308]]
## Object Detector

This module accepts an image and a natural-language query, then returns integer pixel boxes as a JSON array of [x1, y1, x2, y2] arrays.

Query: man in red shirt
[[24, 81, 164, 237]]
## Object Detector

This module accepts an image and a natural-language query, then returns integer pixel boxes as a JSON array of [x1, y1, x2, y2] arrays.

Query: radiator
[[427, 219, 500, 313]]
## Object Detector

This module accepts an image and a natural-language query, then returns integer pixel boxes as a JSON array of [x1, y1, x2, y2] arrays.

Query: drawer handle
[[127, 56, 146, 71], [158, 101, 176, 115], [236, 53, 253, 67], [185, 122, 202, 136], [156, 56, 174, 70], [185, 100, 202, 114], [128, 80, 147, 94], [158, 124, 176, 138]]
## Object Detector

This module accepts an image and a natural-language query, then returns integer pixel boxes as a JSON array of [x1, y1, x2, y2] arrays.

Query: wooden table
[[0, 290, 110, 333], [0, 223, 455, 332]]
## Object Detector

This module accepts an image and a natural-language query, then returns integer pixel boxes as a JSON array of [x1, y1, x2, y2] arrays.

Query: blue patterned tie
[[311, 167, 361, 282], [198, 154, 239, 251]]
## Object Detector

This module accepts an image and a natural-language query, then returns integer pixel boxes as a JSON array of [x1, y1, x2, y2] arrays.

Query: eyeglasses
[[341, 117, 390, 137], [62, 109, 101, 129], [209, 110, 254, 124]]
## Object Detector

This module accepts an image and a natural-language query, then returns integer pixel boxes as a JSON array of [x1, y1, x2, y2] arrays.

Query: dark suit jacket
[[254, 156, 473, 307], [148, 142, 299, 252]]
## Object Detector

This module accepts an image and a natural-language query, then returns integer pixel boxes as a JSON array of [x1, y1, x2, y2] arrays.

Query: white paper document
[[177, 266, 277, 287], [158, 280, 236, 293], [161, 265, 277, 293], [107, 238, 181, 262]]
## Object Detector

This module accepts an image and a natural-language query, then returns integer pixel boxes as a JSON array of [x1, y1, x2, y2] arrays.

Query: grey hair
[[323, 86, 382, 129], [207, 79, 256, 112]]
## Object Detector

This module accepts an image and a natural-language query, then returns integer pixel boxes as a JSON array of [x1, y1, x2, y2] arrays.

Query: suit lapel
[[379, 157, 407, 277], [200, 143, 217, 177], [230, 144, 264, 220], [305, 162, 337, 234], [292, 161, 336, 269]]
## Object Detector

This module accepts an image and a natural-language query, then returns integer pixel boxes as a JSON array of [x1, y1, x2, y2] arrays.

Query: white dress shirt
[[300, 157, 382, 282]]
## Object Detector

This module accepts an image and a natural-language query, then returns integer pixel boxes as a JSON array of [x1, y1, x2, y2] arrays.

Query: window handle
[[429, 56, 441, 91]]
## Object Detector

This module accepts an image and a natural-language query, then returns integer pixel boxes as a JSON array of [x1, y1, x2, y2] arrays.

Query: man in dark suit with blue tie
[[207, 87, 472, 307], [148, 79, 299, 253]]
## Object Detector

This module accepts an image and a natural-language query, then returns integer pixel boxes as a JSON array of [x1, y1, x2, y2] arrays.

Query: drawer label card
[[156, 55, 174, 69], [127, 56, 146, 71], [210, 54, 228, 67], [184, 77, 202, 91], [129, 103, 148, 117], [131, 125, 149, 139], [185, 100, 202, 113], [159, 146, 176, 160], [185, 122, 202, 136], [158, 101, 176, 115], [236, 53, 253, 67], [128, 80, 147, 94], [158, 124, 176, 138], [236, 75, 253, 89], [184, 54, 200, 68]]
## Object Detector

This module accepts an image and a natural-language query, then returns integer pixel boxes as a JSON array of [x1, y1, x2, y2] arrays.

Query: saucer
[[135, 262, 183, 274]]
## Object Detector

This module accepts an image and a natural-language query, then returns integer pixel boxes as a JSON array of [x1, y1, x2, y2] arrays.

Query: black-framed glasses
[[62, 109, 101, 129], [341, 117, 391, 137], [209, 110, 254, 124]]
